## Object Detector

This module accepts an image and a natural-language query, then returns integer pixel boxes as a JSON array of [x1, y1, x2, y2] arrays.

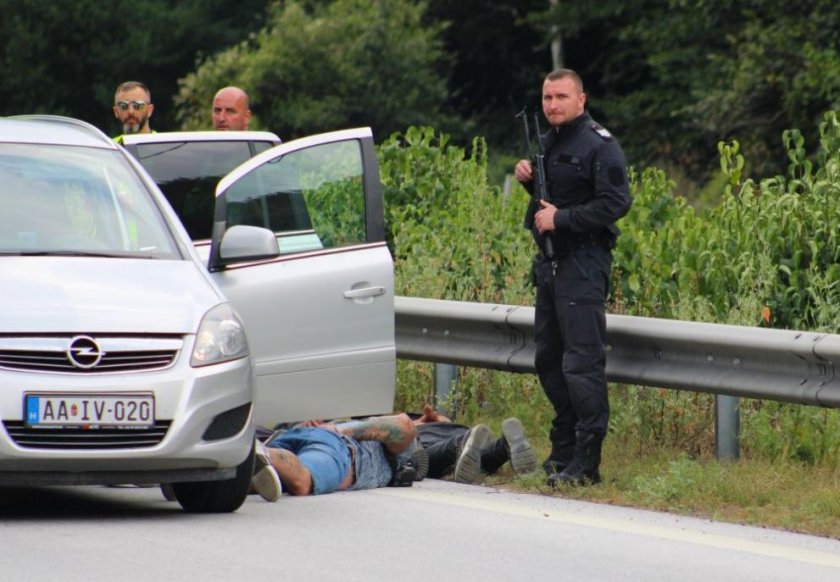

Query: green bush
[[379, 113, 840, 467]]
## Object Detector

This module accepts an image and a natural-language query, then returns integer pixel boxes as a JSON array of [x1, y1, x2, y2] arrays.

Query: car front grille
[[3, 420, 172, 449], [0, 335, 183, 374]]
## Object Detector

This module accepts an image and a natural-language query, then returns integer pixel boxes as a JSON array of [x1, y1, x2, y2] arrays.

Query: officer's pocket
[[568, 248, 611, 302], [534, 258, 553, 287]]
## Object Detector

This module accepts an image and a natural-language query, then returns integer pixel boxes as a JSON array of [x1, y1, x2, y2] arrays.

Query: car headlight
[[191, 303, 249, 367]]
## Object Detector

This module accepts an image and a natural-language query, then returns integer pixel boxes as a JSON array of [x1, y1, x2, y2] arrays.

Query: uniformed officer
[[514, 68, 632, 486]]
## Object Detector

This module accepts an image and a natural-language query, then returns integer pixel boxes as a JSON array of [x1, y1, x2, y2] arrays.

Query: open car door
[[205, 128, 395, 426]]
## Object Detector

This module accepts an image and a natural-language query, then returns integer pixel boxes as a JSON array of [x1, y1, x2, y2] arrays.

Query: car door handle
[[343, 286, 386, 299]]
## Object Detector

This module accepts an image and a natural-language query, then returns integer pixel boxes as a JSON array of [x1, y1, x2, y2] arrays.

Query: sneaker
[[453, 424, 491, 483], [252, 440, 282, 502], [411, 441, 429, 481], [388, 438, 429, 485], [501, 417, 538, 475]]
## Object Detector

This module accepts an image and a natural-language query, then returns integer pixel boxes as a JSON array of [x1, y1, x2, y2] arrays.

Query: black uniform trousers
[[534, 239, 611, 463], [416, 422, 509, 478]]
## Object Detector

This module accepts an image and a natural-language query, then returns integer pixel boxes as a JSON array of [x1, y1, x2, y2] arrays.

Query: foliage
[[611, 111, 840, 333], [0, 0, 270, 133], [542, 1, 840, 184], [423, 0, 552, 149], [377, 126, 543, 418], [175, 0, 450, 140], [381, 115, 840, 470], [3, 0, 838, 193], [378, 126, 533, 304]]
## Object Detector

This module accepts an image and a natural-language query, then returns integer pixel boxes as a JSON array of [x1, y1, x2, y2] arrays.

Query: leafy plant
[[381, 113, 840, 470]]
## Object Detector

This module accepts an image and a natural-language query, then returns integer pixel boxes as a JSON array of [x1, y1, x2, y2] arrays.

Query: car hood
[[1, 257, 222, 334]]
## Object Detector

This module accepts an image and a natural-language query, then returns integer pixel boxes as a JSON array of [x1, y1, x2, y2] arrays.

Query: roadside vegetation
[[3, 0, 839, 538], [379, 115, 840, 540]]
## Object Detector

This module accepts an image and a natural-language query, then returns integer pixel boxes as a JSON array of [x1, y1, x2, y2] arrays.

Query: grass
[[478, 427, 840, 540], [397, 361, 840, 541], [380, 121, 840, 542]]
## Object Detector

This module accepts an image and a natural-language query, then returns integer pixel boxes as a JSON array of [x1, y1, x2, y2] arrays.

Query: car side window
[[134, 141, 256, 240], [224, 140, 366, 254]]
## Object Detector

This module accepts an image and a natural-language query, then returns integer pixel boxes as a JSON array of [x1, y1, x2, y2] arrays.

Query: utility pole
[[549, 0, 563, 69]]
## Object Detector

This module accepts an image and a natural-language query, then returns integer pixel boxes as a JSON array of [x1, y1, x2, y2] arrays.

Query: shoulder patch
[[590, 123, 613, 141]]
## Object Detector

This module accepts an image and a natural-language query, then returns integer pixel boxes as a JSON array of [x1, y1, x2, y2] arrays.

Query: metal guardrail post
[[434, 363, 457, 415], [715, 395, 741, 460]]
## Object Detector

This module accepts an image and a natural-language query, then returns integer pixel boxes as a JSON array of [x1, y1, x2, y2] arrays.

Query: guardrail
[[395, 296, 840, 409]]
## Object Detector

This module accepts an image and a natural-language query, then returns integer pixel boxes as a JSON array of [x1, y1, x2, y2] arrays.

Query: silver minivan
[[0, 116, 283, 512], [121, 129, 397, 427]]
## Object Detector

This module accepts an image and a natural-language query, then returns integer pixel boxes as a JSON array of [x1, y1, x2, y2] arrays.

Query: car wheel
[[173, 442, 255, 513]]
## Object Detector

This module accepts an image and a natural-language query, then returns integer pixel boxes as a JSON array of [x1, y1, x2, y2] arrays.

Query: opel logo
[[67, 336, 104, 369]]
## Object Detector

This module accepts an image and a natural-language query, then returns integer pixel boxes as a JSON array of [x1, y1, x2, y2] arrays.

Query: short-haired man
[[112, 81, 154, 143], [514, 68, 632, 487], [212, 86, 252, 131]]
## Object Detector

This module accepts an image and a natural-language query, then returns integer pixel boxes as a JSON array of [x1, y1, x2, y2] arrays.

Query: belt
[[537, 231, 606, 258], [562, 231, 606, 249]]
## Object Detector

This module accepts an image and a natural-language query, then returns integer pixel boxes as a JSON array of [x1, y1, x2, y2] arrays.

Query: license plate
[[24, 393, 155, 428]]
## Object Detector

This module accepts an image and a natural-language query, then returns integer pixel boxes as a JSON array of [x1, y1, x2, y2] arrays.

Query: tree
[[0, 0, 269, 133], [423, 0, 551, 150], [541, 0, 840, 183], [175, 0, 450, 141]]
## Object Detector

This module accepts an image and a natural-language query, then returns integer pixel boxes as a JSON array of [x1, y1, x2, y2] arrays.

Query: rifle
[[516, 106, 554, 259]]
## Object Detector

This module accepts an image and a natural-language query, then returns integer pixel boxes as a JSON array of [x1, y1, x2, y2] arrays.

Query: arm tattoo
[[342, 419, 408, 445]]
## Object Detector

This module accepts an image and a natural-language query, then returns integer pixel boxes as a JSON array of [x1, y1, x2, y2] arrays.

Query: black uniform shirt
[[542, 111, 631, 236]]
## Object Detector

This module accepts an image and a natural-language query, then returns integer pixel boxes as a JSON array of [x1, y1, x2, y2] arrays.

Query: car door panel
[[206, 128, 395, 425]]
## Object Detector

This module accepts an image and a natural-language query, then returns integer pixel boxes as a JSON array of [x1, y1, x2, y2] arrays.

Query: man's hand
[[535, 199, 558, 233], [413, 403, 452, 425], [514, 159, 533, 183]]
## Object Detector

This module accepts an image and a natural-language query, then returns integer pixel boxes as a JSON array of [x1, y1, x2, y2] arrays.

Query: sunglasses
[[115, 100, 148, 111]]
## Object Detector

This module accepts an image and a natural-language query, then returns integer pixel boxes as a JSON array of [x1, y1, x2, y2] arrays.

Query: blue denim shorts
[[345, 437, 393, 491], [268, 427, 351, 495], [335, 420, 396, 491]]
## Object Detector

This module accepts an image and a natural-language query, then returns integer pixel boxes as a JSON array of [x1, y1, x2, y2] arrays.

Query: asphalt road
[[2, 479, 839, 581]]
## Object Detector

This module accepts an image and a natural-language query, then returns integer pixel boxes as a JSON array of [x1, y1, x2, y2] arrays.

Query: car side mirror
[[212, 225, 279, 270]]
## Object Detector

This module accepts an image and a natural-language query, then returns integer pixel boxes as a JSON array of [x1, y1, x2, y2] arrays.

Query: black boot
[[542, 458, 567, 477], [547, 431, 603, 487], [542, 441, 574, 477]]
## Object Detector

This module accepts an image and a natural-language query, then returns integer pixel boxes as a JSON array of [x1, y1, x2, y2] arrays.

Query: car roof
[[121, 130, 282, 145], [0, 115, 117, 149]]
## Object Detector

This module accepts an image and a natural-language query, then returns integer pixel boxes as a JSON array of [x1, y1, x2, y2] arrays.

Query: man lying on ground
[[249, 406, 538, 501], [251, 413, 418, 500], [411, 404, 538, 483]]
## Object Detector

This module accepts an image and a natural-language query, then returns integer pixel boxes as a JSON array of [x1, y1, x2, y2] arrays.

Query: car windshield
[[0, 144, 180, 258]]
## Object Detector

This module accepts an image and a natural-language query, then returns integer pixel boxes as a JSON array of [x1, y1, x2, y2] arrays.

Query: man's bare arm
[[338, 413, 416, 454]]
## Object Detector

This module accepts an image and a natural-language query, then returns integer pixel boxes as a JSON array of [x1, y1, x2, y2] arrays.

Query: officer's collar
[[553, 111, 591, 133]]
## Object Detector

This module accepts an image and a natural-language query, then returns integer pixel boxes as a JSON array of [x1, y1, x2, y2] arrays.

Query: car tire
[[173, 442, 255, 513]]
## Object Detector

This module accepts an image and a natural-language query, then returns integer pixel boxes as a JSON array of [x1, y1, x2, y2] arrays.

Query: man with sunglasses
[[112, 81, 155, 144]]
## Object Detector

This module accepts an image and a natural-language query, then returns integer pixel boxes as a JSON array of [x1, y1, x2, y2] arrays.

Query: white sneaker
[[501, 417, 538, 475], [252, 440, 282, 502]]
